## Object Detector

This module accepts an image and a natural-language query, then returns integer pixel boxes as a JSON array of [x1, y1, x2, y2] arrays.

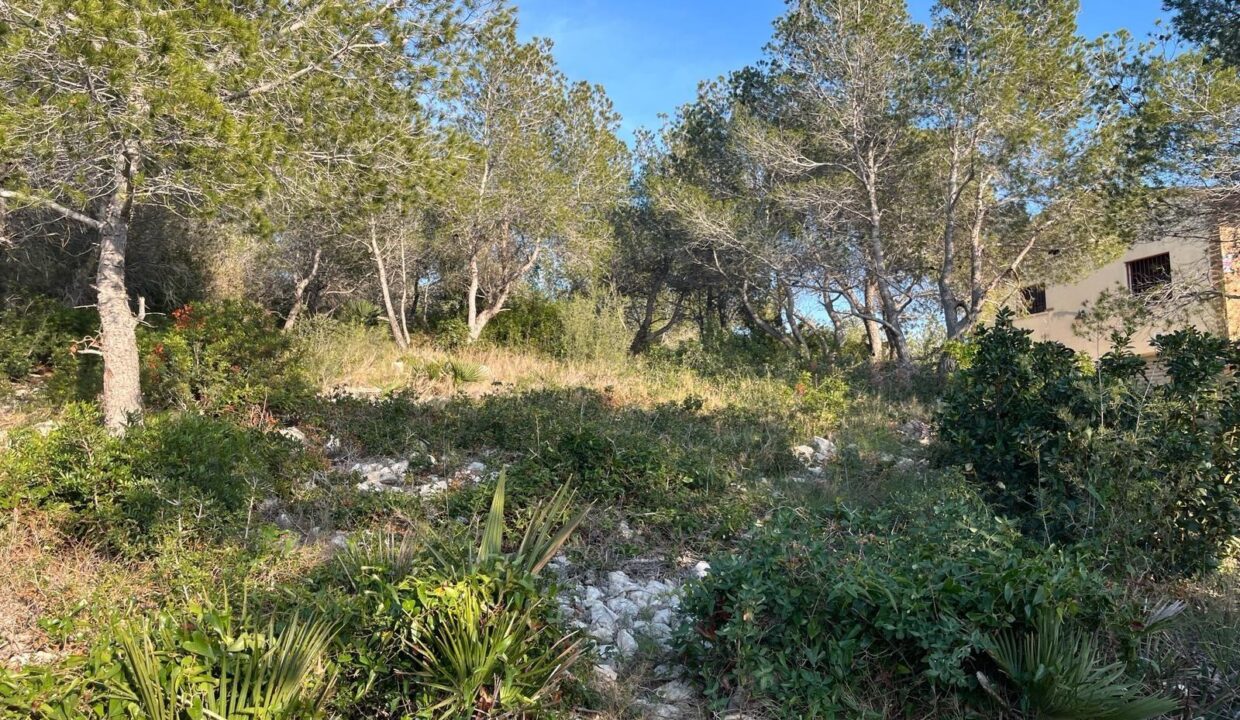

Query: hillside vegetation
[[1, 0, 1239, 718]]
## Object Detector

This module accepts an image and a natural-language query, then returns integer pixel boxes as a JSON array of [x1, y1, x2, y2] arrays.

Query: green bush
[[0, 405, 321, 552], [986, 610, 1177, 720], [935, 309, 1240, 577], [0, 295, 97, 381], [140, 300, 312, 417], [0, 602, 337, 720], [677, 482, 1117, 717], [483, 294, 566, 354], [329, 478, 586, 719], [483, 292, 631, 362]]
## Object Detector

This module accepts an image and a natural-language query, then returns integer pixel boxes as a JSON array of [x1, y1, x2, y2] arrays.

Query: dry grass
[[0, 510, 155, 669], [296, 323, 817, 423]]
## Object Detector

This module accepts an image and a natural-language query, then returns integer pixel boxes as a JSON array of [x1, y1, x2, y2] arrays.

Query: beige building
[[1012, 219, 1240, 358]]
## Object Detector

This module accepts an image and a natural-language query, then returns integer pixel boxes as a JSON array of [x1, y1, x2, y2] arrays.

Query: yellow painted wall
[[1012, 227, 1228, 358], [1222, 224, 1240, 340]]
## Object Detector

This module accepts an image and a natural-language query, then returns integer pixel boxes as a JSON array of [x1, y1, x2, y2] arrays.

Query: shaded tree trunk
[[466, 236, 539, 343], [282, 246, 321, 332], [862, 276, 884, 361], [369, 220, 409, 349], [630, 282, 687, 354]]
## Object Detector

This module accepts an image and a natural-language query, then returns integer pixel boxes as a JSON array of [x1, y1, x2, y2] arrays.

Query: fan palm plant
[[112, 610, 338, 720], [408, 580, 583, 719], [986, 611, 1177, 720], [438, 469, 591, 577]]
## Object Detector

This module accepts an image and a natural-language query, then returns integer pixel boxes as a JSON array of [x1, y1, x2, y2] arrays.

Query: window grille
[[1127, 253, 1171, 295]]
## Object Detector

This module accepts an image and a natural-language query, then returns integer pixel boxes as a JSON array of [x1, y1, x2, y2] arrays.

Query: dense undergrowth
[[0, 300, 1236, 719]]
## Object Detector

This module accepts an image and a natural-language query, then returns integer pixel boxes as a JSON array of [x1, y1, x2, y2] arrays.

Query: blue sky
[[514, 0, 1172, 143]]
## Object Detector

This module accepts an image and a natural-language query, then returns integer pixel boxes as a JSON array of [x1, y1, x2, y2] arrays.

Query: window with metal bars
[[1127, 253, 1172, 294], [1021, 285, 1047, 314]]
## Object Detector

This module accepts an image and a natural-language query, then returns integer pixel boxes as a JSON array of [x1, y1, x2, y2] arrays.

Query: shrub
[[935, 309, 1240, 577], [331, 477, 587, 718], [0, 602, 337, 720], [111, 605, 337, 720], [483, 294, 565, 354], [557, 292, 630, 363], [307, 387, 791, 541], [986, 611, 1177, 720], [677, 482, 1116, 717], [140, 300, 312, 418], [483, 291, 631, 362], [0, 405, 321, 552], [0, 296, 96, 381]]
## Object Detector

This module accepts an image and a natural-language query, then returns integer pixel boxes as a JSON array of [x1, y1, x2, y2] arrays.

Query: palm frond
[[987, 611, 1178, 720]]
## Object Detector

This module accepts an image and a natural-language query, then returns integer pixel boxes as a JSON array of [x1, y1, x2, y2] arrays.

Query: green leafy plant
[[471, 469, 591, 576], [406, 579, 582, 719], [332, 477, 590, 718], [0, 296, 97, 381], [140, 300, 312, 418], [936, 309, 1240, 577], [0, 405, 320, 552], [447, 359, 485, 385], [336, 299, 382, 327], [677, 482, 1117, 717], [986, 611, 1177, 720], [111, 606, 338, 720]]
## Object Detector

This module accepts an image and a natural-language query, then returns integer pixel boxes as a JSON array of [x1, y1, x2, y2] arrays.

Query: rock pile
[[790, 435, 837, 474], [346, 455, 489, 497], [555, 565, 681, 658], [551, 557, 711, 719]]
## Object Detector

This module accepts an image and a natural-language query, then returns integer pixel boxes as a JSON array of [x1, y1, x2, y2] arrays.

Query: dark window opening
[[1127, 253, 1171, 294], [1021, 285, 1047, 314]]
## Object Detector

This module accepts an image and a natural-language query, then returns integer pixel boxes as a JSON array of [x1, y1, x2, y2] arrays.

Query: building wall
[[1012, 227, 1227, 358], [1222, 224, 1240, 340]]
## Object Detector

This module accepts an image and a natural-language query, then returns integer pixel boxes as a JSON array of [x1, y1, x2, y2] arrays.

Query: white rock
[[329, 531, 349, 549], [607, 597, 638, 618], [584, 586, 604, 603], [691, 561, 710, 579], [651, 608, 674, 627], [607, 570, 632, 592], [811, 436, 837, 461], [417, 479, 450, 496], [32, 420, 58, 436], [277, 427, 308, 444], [614, 629, 638, 655], [648, 622, 673, 640], [464, 461, 487, 475], [627, 589, 651, 606], [593, 664, 618, 687], [791, 444, 815, 463], [656, 680, 695, 703], [589, 600, 618, 625], [647, 703, 683, 719]]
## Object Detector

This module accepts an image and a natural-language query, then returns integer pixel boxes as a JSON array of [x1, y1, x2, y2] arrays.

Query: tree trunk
[[97, 188, 142, 433], [466, 250, 483, 342], [862, 276, 884, 362], [739, 279, 797, 350], [466, 241, 539, 342], [370, 220, 408, 349], [282, 246, 321, 332]]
